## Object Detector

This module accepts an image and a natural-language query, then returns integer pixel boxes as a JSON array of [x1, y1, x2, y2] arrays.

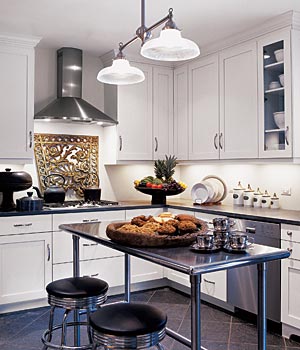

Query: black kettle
[[33, 174, 66, 204]]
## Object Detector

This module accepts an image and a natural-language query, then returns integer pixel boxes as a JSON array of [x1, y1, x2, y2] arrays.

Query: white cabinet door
[[0, 232, 52, 305], [153, 66, 174, 159], [281, 258, 300, 329], [125, 208, 164, 282], [0, 37, 38, 161], [219, 41, 258, 159], [174, 65, 188, 160], [117, 63, 153, 160], [188, 54, 219, 160], [257, 30, 292, 158], [201, 271, 227, 302]]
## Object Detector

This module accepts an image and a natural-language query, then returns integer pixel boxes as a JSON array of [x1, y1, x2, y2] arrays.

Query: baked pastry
[[131, 215, 152, 226], [178, 220, 198, 234], [175, 214, 203, 228], [157, 223, 177, 236], [117, 224, 140, 233]]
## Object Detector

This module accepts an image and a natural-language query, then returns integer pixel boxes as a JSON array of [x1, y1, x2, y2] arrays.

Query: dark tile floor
[[0, 287, 300, 350]]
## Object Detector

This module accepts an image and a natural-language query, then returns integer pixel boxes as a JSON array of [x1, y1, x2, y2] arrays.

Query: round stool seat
[[89, 303, 167, 337], [46, 277, 108, 299]]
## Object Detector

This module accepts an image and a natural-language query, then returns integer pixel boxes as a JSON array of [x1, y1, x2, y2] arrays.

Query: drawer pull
[[13, 223, 33, 227], [287, 248, 293, 253], [47, 244, 51, 261], [83, 243, 98, 247], [246, 227, 256, 234], [287, 231, 293, 236], [91, 273, 99, 277], [82, 219, 99, 223], [203, 278, 215, 285]]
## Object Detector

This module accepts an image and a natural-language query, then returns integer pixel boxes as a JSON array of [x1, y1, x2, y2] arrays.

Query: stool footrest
[[42, 321, 92, 350]]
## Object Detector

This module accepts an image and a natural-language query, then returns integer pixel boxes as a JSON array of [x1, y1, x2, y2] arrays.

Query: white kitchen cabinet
[[125, 208, 164, 282], [258, 30, 292, 158], [188, 54, 219, 160], [153, 66, 174, 159], [0, 35, 39, 162], [174, 65, 188, 160], [219, 41, 258, 159], [281, 223, 300, 337], [0, 231, 52, 307], [53, 210, 125, 265]]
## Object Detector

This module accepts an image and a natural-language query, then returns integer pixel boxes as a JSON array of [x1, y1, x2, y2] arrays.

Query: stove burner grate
[[44, 200, 119, 209]]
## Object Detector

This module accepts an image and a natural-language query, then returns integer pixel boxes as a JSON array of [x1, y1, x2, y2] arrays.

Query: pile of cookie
[[116, 212, 203, 236]]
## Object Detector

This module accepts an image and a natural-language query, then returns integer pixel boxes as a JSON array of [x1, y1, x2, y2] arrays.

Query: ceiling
[[1, 0, 300, 56]]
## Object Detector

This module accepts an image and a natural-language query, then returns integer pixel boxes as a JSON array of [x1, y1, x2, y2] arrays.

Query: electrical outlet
[[281, 188, 292, 196]]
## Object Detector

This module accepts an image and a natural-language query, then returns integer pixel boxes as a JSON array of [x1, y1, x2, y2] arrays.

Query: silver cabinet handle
[[203, 278, 215, 285], [29, 131, 33, 148], [119, 135, 122, 151], [219, 133, 223, 150], [246, 227, 256, 234], [214, 133, 218, 150], [13, 223, 33, 227], [47, 244, 51, 261], [285, 126, 289, 146], [154, 137, 158, 152], [82, 219, 99, 223], [83, 243, 98, 247], [287, 248, 293, 253], [287, 231, 293, 236], [91, 273, 99, 277]]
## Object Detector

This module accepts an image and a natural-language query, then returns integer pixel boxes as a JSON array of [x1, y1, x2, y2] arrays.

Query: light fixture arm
[[118, 1, 173, 53]]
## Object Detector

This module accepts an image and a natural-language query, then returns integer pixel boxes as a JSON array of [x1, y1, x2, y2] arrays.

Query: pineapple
[[154, 159, 165, 180], [164, 155, 177, 183]]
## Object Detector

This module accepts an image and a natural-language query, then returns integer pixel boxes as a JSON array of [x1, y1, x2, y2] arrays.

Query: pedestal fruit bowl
[[134, 155, 187, 204]]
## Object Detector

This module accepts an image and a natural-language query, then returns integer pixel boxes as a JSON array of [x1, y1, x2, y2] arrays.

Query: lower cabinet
[[125, 209, 164, 283], [0, 232, 52, 306], [281, 224, 300, 337], [201, 270, 227, 302]]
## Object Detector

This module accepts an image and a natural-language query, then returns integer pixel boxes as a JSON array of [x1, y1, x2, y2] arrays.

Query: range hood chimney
[[34, 47, 117, 126]]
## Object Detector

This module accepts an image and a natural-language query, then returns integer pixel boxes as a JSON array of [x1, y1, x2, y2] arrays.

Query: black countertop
[[0, 198, 299, 225]]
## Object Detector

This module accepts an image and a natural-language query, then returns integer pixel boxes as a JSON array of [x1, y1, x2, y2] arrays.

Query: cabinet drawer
[[0, 215, 52, 235], [125, 208, 163, 220], [53, 257, 124, 288], [281, 224, 300, 242], [201, 270, 227, 302], [53, 210, 125, 231], [281, 240, 300, 260]]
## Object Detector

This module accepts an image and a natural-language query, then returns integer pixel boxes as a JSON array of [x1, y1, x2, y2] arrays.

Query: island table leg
[[72, 235, 81, 347], [257, 262, 267, 350], [124, 254, 131, 302], [190, 274, 202, 350]]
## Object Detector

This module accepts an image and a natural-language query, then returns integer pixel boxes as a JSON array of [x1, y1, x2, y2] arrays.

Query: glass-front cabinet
[[258, 30, 292, 158]]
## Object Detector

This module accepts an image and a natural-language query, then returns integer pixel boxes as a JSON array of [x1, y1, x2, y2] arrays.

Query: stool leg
[[61, 309, 70, 346], [47, 306, 55, 342], [86, 309, 93, 345], [156, 343, 164, 350]]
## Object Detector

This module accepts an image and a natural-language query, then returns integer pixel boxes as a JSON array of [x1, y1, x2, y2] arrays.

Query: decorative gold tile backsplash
[[34, 133, 99, 198]]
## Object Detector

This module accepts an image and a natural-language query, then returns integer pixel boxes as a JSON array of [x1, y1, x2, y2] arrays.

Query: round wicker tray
[[106, 220, 208, 247]]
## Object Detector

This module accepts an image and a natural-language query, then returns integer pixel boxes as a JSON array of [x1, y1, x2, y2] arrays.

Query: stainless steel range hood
[[34, 47, 117, 126]]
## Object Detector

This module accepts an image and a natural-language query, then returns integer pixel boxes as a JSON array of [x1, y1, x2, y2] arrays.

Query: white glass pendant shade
[[141, 28, 200, 61], [97, 58, 145, 85]]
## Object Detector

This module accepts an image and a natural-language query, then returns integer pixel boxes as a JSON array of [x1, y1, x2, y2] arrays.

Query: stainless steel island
[[60, 221, 290, 350]]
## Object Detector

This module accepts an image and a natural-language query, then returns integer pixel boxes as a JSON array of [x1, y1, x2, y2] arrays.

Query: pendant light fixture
[[97, 0, 200, 85]]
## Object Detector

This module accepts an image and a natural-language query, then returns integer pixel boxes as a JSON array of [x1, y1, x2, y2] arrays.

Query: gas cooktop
[[44, 200, 119, 210]]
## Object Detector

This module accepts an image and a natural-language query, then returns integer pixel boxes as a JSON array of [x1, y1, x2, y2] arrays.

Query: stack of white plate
[[191, 175, 227, 205]]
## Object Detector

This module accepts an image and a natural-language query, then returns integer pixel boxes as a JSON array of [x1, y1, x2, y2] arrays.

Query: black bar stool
[[42, 276, 109, 350], [89, 303, 167, 350]]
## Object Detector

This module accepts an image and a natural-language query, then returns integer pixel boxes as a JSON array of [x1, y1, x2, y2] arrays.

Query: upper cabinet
[[258, 30, 292, 158], [174, 65, 188, 160], [153, 66, 174, 159], [103, 62, 174, 163], [219, 41, 258, 159], [188, 54, 219, 160], [0, 35, 40, 163]]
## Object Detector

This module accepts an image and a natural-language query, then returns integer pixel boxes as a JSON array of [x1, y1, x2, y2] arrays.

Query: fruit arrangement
[[134, 155, 187, 192]]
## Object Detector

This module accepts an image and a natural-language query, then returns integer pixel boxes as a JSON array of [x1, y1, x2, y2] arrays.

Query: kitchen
[[1, 1, 300, 349]]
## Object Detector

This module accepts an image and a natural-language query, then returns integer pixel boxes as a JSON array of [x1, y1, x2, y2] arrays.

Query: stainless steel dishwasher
[[227, 218, 281, 323]]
